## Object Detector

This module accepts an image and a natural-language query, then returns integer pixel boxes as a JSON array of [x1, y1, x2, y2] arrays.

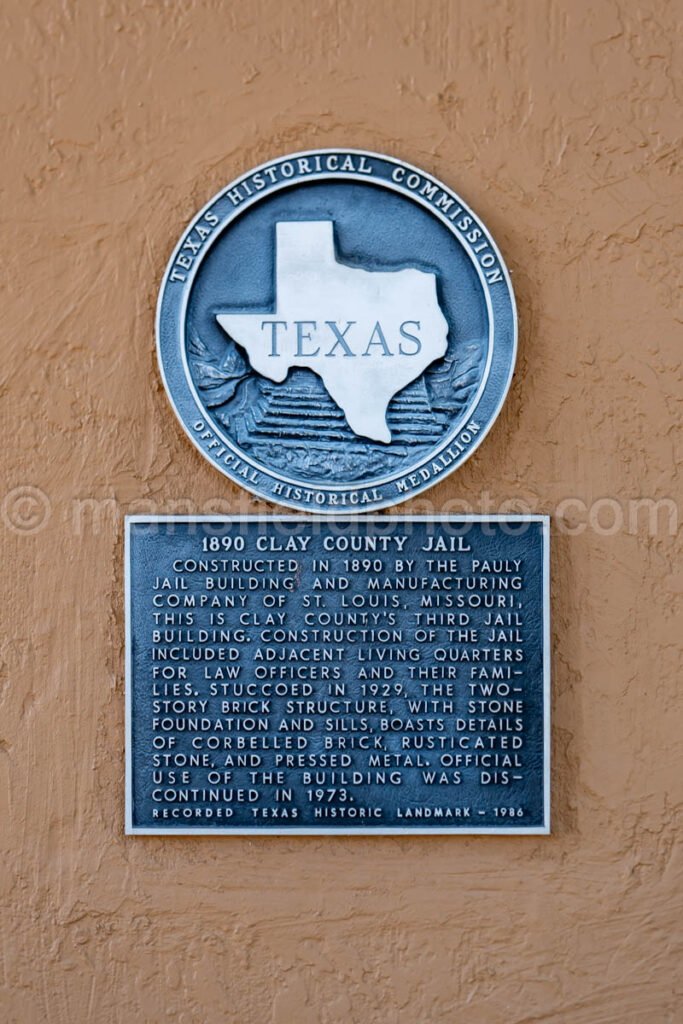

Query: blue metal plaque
[[125, 516, 550, 834], [156, 150, 517, 512]]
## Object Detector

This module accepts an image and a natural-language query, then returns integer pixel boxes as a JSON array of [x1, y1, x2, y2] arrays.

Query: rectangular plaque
[[125, 516, 550, 834]]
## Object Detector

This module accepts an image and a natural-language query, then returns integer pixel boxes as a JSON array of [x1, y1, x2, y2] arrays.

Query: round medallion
[[156, 149, 516, 512]]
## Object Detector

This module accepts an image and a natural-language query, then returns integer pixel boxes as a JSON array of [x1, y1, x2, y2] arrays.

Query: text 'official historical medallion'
[[156, 150, 517, 512]]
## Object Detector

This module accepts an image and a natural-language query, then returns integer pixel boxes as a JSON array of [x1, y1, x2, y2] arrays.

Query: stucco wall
[[1, 1, 681, 1021]]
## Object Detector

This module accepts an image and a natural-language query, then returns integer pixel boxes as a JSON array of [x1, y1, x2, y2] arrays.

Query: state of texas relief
[[216, 221, 449, 443]]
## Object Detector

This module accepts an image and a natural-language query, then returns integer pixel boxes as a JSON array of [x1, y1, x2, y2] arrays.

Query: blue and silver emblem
[[156, 150, 517, 512]]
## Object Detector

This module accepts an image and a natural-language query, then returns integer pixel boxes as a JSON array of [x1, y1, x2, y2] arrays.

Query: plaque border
[[125, 515, 550, 836]]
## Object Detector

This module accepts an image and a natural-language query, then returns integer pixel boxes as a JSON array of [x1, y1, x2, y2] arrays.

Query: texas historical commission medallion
[[156, 150, 517, 512]]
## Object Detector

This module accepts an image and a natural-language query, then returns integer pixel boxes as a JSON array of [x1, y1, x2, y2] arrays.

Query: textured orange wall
[[1, 1, 681, 1021]]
